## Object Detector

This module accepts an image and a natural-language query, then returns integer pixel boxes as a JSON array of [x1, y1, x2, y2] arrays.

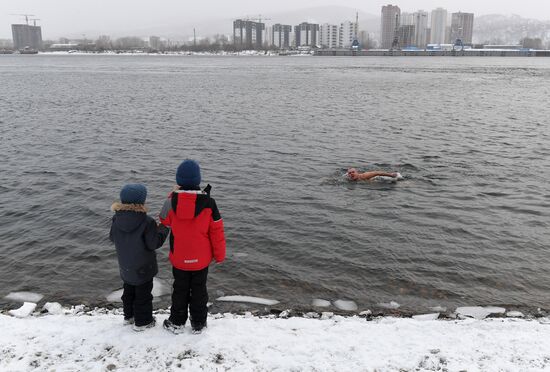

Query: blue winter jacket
[[109, 203, 169, 285]]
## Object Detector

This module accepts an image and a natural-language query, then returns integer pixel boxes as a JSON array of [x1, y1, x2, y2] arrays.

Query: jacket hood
[[172, 190, 207, 220], [111, 202, 148, 232]]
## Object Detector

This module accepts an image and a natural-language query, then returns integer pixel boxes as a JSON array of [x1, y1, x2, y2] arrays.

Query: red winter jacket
[[159, 188, 226, 271]]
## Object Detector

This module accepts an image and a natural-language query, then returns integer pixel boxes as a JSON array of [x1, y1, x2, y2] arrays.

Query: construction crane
[[245, 14, 271, 24], [351, 12, 360, 50], [391, 13, 401, 51], [9, 14, 36, 25], [30, 18, 41, 26]]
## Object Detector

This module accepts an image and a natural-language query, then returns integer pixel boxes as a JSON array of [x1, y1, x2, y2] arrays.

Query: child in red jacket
[[160, 159, 226, 334]]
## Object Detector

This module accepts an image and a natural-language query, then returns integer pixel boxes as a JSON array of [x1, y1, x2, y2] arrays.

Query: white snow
[[106, 289, 124, 302], [216, 296, 279, 306], [43, 302, 64, 315], [429, 306, 447, 312], [8, 302, 37, 318], [4, 291, 44, 303], [106, 278, 170, 302], [320, 312, 334, 320], [312, 299, 331, 307], [333, 300, 358, 311], [151, 278, 170, 297], [412, 313, 440, 321], [455, 306, 507, 320], [506, 311, 525, 318], [379, 301, 401, 309], [1, 309, 549, 371]]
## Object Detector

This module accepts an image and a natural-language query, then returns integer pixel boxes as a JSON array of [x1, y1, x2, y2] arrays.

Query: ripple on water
[[0, 56, 549, 313]]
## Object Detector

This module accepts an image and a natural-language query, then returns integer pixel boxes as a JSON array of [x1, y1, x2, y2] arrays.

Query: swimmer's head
[[347, 168, 359, 180]]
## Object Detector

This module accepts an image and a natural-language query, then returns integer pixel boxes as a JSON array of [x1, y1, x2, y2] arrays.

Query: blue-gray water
[[1, 55, 549, 314]]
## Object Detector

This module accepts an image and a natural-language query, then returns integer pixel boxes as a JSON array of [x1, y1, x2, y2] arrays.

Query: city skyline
[[1, 1, 550, 39]]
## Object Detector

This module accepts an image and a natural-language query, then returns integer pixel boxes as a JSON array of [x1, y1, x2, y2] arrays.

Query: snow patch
[[106, 278, 170, 302], [216, 296, 279, 306], [4, 292, 44, 303], [43, 302, 63, 315], [412, 313, 440, 321], [312, 299, 331, 308], [278, 310, 291, 318], [8, 302, 37, 318], [333, 300, 358, 311], [429, 306, 447, 312], [151, 278, 170, 297], [455, 306, 506, 320], [0, 311, 549, 371], [320, 312, 334, 320], [506, 311, 525, 318], [106, 289, 123, 303], [304, 312, 320, 319], [379, 301, 401, 309]]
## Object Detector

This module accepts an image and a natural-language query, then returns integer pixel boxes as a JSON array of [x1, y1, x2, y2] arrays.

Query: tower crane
[[9, 14, 36, 25], [391, 13, 401, 51], [30, 18, 41, 26], [245, 14, 271, 24]]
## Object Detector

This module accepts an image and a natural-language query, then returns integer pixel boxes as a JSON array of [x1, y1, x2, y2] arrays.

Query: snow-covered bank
[[1, 309, 549, 371]]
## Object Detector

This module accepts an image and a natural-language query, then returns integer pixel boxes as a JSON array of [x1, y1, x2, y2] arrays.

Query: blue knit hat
[[120, 184, 147, 204], [176, 159, 201, 188]]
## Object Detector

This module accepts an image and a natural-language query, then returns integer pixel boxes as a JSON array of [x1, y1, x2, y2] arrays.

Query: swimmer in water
[[347, 168, 399, 181]]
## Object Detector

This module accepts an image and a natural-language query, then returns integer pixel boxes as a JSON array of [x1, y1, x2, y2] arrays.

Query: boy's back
[[160, 159, 226, 334], [110, 202, 164, 285], [160, 189, 225, 271], [109, 183, 168, 331]]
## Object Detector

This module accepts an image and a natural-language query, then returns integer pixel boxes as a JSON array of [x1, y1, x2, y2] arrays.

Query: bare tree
[[96, 35, 112, 50]]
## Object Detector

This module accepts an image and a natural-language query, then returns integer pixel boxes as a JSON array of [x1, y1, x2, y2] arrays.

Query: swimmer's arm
[[358, 171, 398, 180]]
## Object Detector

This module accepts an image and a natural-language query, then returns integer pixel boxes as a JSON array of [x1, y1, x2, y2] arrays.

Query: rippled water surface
[[1, 55, 549, 313]]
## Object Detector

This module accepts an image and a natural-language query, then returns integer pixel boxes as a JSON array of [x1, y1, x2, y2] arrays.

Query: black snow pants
[[121, 279, 154, 326], [169, 266, 209, 327]]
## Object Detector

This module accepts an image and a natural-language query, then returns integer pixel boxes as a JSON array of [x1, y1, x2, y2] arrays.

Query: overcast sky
[[1, 0, 549, 39]]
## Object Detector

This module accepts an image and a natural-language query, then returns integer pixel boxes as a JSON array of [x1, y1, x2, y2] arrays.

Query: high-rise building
[[450, 12, 474, 44], [398, 25, 416, 47], [445, 26, 452, 44], [358, 30, 369, 48], [295, 22, 319, 47], [339, 21, 358, 49], [265, 26, 273, 46], [430, 8, 448, 44], [381, 5, 401, 49], [272, 24, 292, 49], [233, 20, 265, 49], [11, 24, 42, 50], [413, 10, 429, 48], [400, 12, 414, 26], [319, 24, 339, 48], [149, 36, 161, 50]]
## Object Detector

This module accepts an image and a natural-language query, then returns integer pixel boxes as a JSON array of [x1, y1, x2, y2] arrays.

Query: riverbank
[[1, 306, 549, 371]]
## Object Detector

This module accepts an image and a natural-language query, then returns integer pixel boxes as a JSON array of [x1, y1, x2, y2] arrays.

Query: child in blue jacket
[[110, 183, 169, 331]]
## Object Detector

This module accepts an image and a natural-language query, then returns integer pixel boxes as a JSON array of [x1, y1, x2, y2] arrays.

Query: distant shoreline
[[316, 49, 550, 57], [3, 50, 550, 57]]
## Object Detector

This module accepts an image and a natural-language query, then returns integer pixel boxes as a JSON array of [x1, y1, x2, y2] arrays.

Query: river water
[[1, 55, 549, 314]]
